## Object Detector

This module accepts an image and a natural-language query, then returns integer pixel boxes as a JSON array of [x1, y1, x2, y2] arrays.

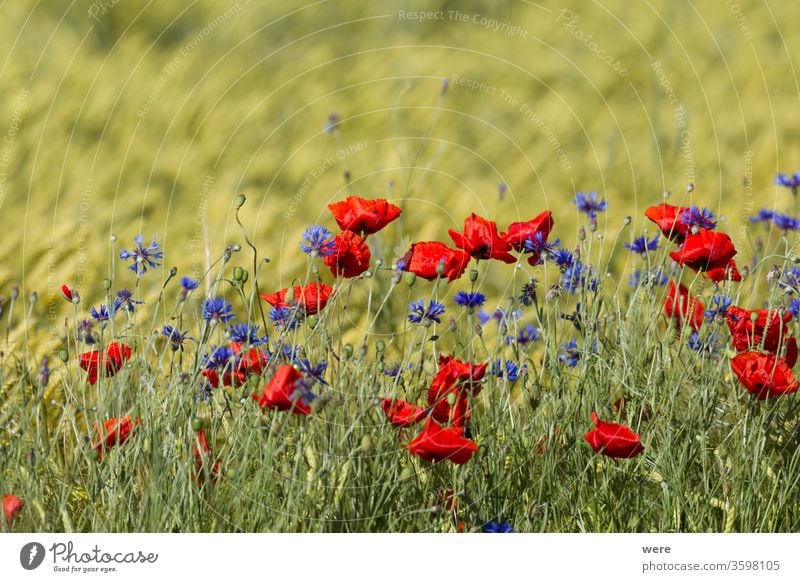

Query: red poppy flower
[[328, 196, 401, 235], [93, 416, 138, 460], [407, 418, 478, 465], [705, 259, 742, 283], [79, 342, 132, 384], [202, 367, 247, 388], [260, 282, 334, 316], [3, 494, 24, 525], [251, 365, 311, 415], [448, 213, 516, 263], [380, 398, 427, 427], [427, 355, 488, 426], [664, 280, 704, 334], [193, 429, 222, 485], [584, 412, 644, 459], [324, 231, 371, 278], [726, 306, 793, 357], [669, 230, 737, 273], [231, 343, 269, 376], [644, 203, 690, 243], [730, 351, 799, 400], [400, 241, 471, 282], [503, 211, 554, 266]]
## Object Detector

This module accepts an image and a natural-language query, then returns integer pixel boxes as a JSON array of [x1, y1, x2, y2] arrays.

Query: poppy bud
[[403, 272, 417, 287], [376, 340, 385, 353], [578, 227, 586, 241], [624, 216, 631, 225], [284, 287, 296, 305], [240, 271, 248, 283], [469, 269, 479, 283], [233, 267, 244, 281], [342, 344, 353, 359], [29, 291, 38, 305], [360, 435, 372, 453], [311, 265, 320, 276], [446, 392, 457, 406], [235, 193, 246, 209], [102, 278, 111, 291], [306, 315, 319, 329], [58, 349, 69, 362], [436, 260, 447, 277], [61, 284, 74, 302], [191, 418, 203, 432]]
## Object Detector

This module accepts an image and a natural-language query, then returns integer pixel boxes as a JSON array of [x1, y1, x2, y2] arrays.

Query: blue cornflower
[[491, 360, 520, 382], [203, 345, 237, 370], [483, 521, 515, 533], [90, 303, 117, 322], [181, 277, 199, 292], [574, 191, 607, 218], [119, 235, 164, 275], [624, 234, 660, 254], [518, 279, 538, 307], [750, 209, 775, 224], [778, 267, 800, 295], [228, 323, 268, 345], [789, 298, 800, 319], [561, 262, 597, 293], [202, 297, 235, 323], [408, 299, 446, 326], [629, 268, 668, 288], [77, 319, 97, 344], [775, 172, 800, 194], [688, 330, 724, 358], [300, 225, 335, 257], [477, 307, 523, 326], [39, 356, 50, 387], [522, 232, 561, 259], [558, 339, 580, 367], [514, 324, 540, 345], [770, 212, 800, 231], [116, 289, 144, 313], [270, 306, 302, 330], [296, 359, 328, 385], [550, 249, 575, 270], [704, 295, 733, 322], [161, 325, 192, 351], [679, 206, 717, 230], [453, 291, 486, 311]]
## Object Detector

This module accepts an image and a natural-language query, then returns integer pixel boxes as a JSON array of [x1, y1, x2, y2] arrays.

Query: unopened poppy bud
[[102, 278, 112, 291], [751, 312, 759, 322], [169, 266, 178, 277], [58, 349, 69, 362], [446, 392, 457, 406], [29, 291, 38, 305], [311, 265, 320, 276], [342, 344, 353, 359], [233, 267, 244, 281], [400, 465, 414, 481], [376, 340, 385, 353], [240, 270, 249, 283], [360, 435, 372, 453], [284, 288, 296, 304], [61, 284, 74, 302], [374, 258, 383, 268], [359, 343, 368, 358], [191, 418, 203, 432], [469, 269, 479, 283], [403, 272, 416, 287], [235, 193, 246, 209], [624, 216, 631, 225], [306, 315, 319, 329], [436, 260, 446, 277]]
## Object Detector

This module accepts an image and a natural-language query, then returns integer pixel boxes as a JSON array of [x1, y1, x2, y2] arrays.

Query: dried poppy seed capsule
[[578, 226, 586, 241], [469, 269, 479, 283]]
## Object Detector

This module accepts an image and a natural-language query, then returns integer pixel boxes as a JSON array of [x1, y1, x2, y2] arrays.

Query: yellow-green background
[[1, 0, 798, 330]]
